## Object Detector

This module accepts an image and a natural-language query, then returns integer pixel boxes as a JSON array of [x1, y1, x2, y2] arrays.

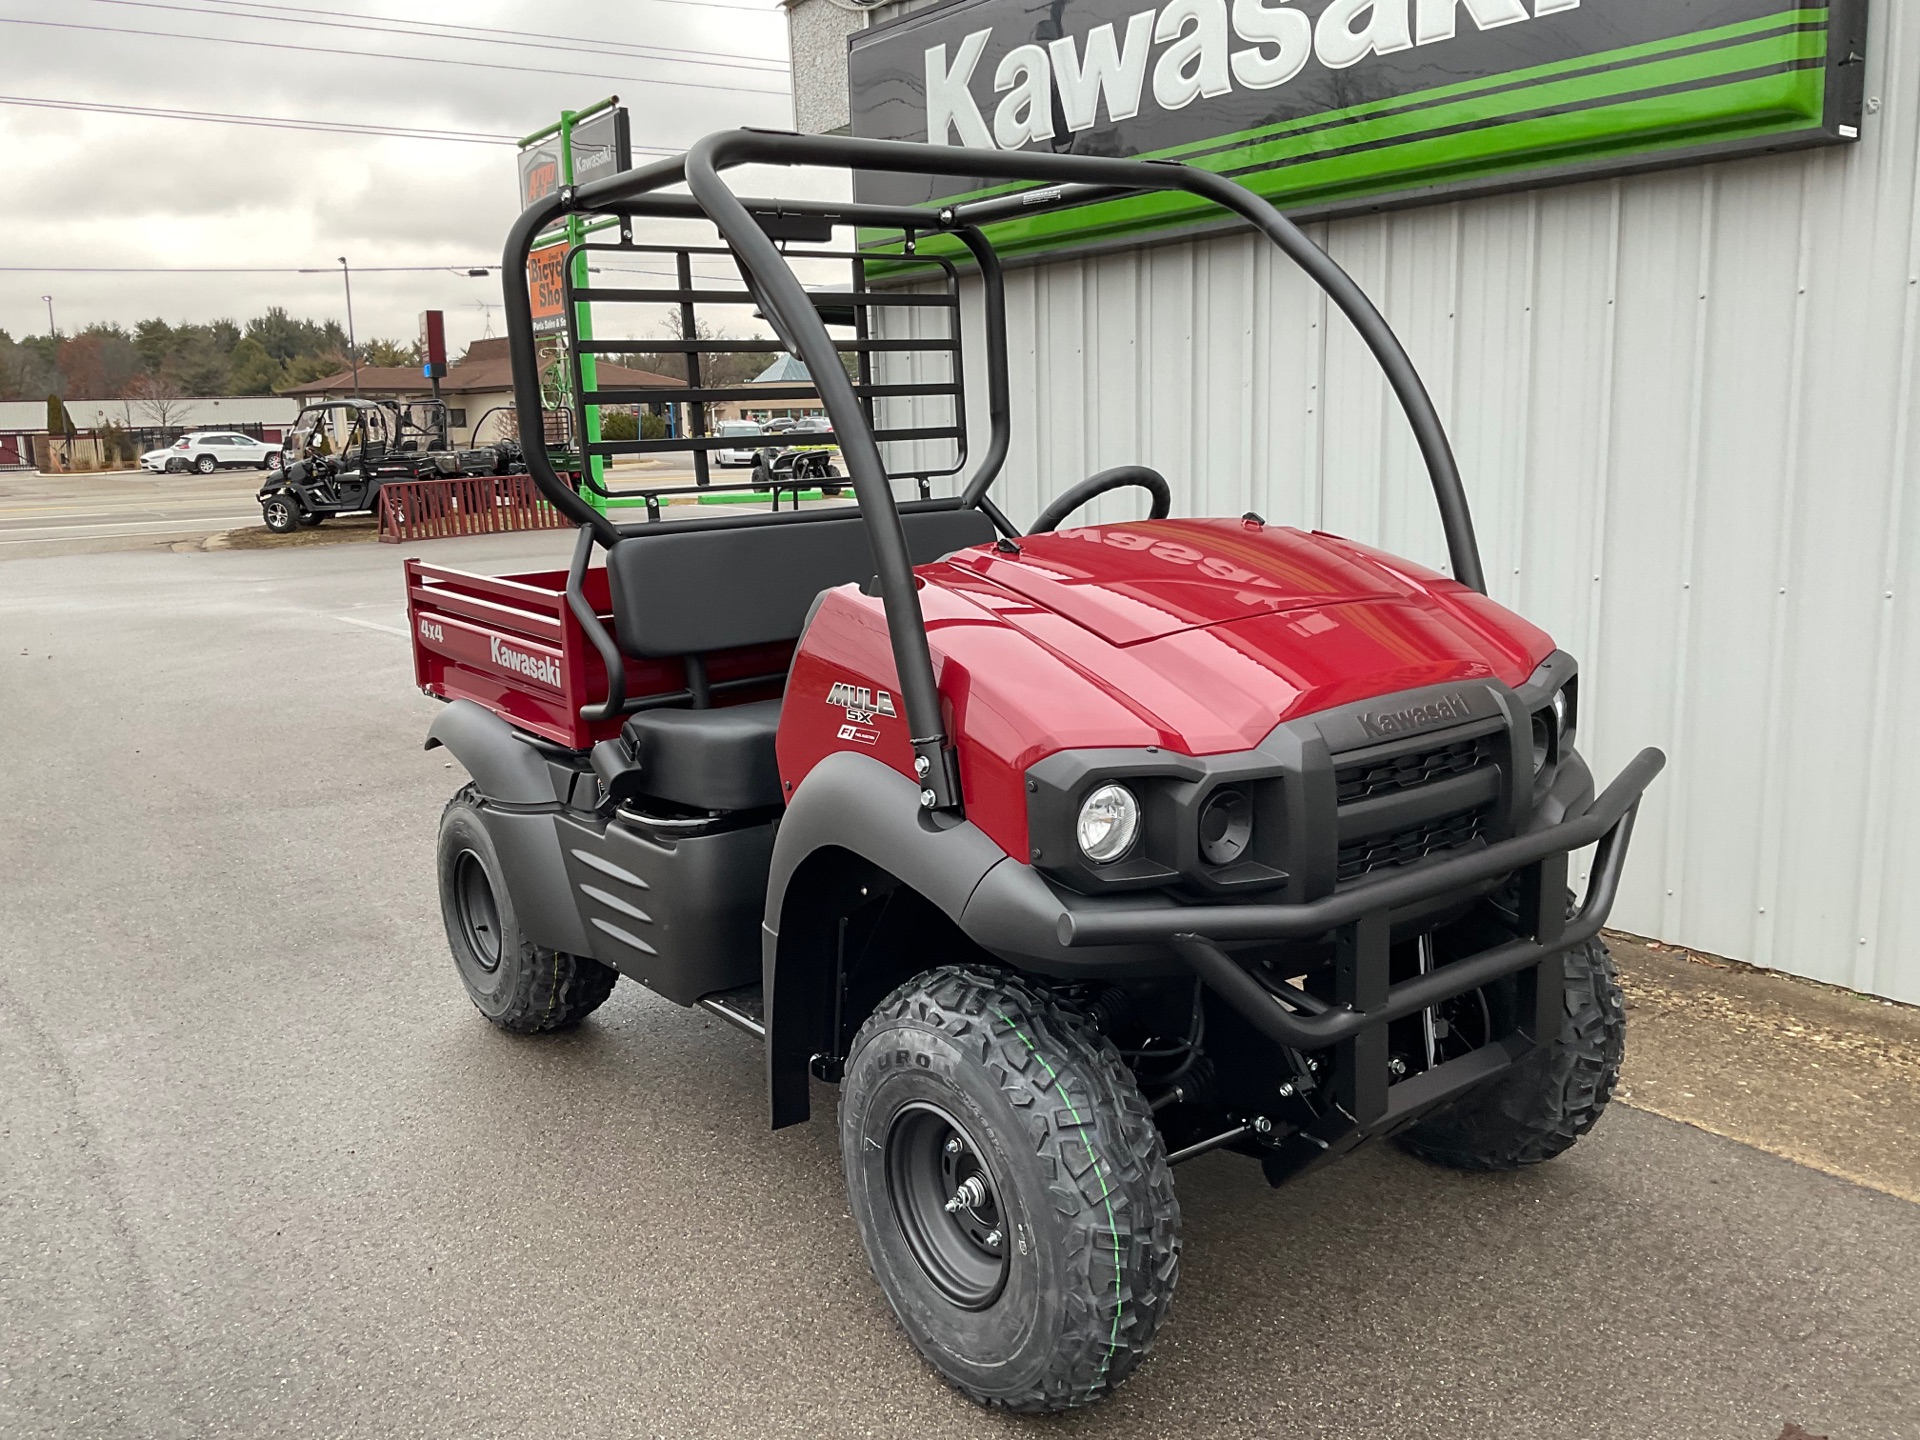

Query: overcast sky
[[0, 0, 808, 357]]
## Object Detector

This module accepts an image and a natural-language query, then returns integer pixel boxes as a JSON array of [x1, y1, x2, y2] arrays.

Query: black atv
[[750, 416, 844, 495], [257, 398, 518, 534]]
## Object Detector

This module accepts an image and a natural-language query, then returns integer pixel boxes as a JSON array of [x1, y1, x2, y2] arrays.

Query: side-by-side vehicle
[[258, 398, 527, 533], [403, 131, 1663, 1413]]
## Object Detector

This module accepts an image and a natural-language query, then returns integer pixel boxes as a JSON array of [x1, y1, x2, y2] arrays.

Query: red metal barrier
[[378, 473, 573, 543]]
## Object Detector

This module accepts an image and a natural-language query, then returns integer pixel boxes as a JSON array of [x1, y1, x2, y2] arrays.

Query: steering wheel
[[1027, 466, 1172, 535]]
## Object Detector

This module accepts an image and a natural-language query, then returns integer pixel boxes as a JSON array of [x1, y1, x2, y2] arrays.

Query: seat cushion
[[620, 699, 783, 812], [605, 506, 996, 658]]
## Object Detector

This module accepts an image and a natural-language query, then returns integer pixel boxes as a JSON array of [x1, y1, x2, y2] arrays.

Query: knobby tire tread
[[848, 965, 1179, 1413], [1397, 935, 1624, 1170]]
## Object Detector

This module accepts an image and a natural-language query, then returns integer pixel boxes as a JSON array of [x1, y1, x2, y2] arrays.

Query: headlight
[[1076, 784, 1140, 865], [1198, 788, 1253, 866], [1532, 686, 1573, 775]]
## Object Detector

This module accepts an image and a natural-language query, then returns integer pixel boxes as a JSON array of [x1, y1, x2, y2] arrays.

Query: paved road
[[2, 537, 1915, 1440], [0, 468, 272, 557], [0, 462, 796, 559]]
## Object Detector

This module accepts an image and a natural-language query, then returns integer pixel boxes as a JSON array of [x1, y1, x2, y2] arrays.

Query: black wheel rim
[[885, 1102, 1009, 1309], [453, 851, 502, 972]]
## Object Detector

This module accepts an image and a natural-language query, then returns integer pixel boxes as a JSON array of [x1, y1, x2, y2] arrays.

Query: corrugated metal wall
[[878, 3, 1920, 1002]]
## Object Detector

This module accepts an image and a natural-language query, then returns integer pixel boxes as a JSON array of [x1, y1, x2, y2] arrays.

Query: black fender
[[762, 751, 1012, 1127], [425, 699, 561, 805], [424, 700, 595, 956]]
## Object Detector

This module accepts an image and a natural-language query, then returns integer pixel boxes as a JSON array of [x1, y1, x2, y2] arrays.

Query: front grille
[[1335, 736, 1494, 803], [1337, 805, 1491, 882]]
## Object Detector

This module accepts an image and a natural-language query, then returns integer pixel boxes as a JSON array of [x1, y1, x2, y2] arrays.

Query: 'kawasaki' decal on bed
[[491, 635, 563, 689]]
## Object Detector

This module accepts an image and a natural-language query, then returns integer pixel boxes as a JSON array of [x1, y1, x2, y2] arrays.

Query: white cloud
[[0, 0, 795, 357]]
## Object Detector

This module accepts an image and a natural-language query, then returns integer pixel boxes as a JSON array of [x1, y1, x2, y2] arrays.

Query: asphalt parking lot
[[0, 467, 268, 558], [3, 535, 1917, 1440]]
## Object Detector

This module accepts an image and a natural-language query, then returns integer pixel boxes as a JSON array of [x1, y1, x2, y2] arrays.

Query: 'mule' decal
[[827, 680, 897, 747]]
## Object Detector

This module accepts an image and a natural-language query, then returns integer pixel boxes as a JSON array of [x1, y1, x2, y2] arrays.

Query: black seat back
[[604, 506, 994, 658]]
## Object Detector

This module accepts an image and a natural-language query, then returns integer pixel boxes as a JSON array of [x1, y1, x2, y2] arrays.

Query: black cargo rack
[[559, 234, 992, 511]]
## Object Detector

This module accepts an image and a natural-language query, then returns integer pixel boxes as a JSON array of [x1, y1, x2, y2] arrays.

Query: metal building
[[782, 0, 1919, 1004]]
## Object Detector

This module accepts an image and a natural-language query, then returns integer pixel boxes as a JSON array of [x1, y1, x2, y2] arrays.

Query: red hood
[[931, 519, 1554, 758], [945, 518, 1413, 644], [784, 518, 1559, 868]]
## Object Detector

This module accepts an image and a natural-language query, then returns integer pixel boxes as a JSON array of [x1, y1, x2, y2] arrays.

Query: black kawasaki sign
[[848, 0, 1867, 252]]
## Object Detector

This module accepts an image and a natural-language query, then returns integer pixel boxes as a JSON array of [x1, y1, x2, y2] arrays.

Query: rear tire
[[1396, 934, 1624, 1170], [840, 966, 1179, 1413], [437, 787, 617, 1033]]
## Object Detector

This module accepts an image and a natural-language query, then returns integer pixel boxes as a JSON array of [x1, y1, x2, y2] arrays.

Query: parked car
[[140, 432, 282, 474], [712, 419, 767, 466]]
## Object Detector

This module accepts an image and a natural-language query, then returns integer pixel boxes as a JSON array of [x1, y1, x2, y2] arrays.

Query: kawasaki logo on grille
[[490, 635, 561, 689], [1356, 693, 1472, 740]]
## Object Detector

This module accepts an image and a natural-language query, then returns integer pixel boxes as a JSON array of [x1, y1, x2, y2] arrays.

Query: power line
[[161, 0, 787, 67], [0, 94, 520, 144], [0, 17, 792, 96], [0, 264, 504, 274], [559, 0, 780, 10], [82, 0, 789, 75], [0, 94, 687, 153]]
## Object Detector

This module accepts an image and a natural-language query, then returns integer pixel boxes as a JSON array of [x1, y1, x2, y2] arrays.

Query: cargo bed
[[404, 558, 791, 751]]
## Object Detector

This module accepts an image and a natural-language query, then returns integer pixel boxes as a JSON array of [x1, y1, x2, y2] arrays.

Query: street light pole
[[41, 295, 54, 336], [338, 257, 360, 396]]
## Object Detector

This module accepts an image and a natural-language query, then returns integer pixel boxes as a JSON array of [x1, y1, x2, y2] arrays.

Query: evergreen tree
[[226, 337, 284, 395]]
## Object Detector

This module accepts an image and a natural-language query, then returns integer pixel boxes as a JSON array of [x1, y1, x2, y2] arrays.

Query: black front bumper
[[964, 746, 1665, 1178]]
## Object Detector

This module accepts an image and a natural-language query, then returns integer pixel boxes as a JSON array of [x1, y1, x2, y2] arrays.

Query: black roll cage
[[502, 129, 1487, 814]]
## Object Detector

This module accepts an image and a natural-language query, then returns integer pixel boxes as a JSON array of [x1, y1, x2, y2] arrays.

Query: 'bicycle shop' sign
[[848, 0, 1868, 255]]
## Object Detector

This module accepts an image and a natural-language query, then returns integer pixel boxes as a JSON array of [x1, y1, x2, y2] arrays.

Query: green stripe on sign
[[874, 68, 1825, 267], [1214, 31, 1826, 178], [1240, 70, 1826, 209], [917, 7, 1829, 212], [1159, 7, 1830, 164]]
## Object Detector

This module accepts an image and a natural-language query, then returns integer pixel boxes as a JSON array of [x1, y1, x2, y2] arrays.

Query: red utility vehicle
[[408, 132, 1663, 1413]]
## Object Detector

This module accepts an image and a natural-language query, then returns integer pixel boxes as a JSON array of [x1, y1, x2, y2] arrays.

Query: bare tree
[[125, 373, 190, 429]]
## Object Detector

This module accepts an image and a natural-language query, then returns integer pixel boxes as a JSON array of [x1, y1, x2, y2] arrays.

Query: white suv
[[140, 432, 282, 474], [712, 420, 766, 466]]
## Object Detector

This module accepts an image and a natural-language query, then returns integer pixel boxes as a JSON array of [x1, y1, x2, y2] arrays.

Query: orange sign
[[527, 242, 568, 335]]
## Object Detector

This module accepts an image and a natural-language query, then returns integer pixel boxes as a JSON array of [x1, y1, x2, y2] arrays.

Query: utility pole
[[338, 257, 360, 396], [41, 295, 54, 336]]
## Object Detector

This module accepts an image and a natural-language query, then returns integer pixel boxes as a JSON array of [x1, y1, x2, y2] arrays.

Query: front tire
[[840, 966, 1179, 1413], [1396, 934, 1625, 1170], [260, 494, 301, 533], [436, 788, 617, 1033], [195, 453, 218, 474]]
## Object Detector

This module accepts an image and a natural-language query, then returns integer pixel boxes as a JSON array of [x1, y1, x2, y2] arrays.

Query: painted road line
[[0, 515, 262, 542], [335, 615, 411, 638]]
